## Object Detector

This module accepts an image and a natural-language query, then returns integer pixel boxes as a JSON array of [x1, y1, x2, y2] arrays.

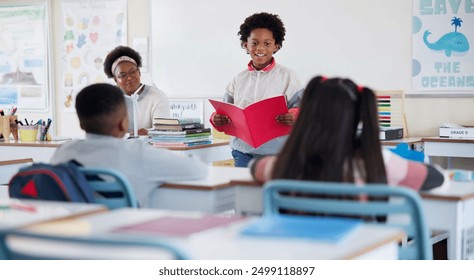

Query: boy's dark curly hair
[[103, 46, 142, 78], [238, 12, 286, 51]]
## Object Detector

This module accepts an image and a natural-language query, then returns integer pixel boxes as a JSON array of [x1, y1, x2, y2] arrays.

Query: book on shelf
[[240, 215, 362, 243], [208, 95, 290, 148], [154, 117, 202, 125], [379, 126, 403, 141], [111, 215, 245, 237], [148, 127, 211, 135], [153, 123, 204, 131]]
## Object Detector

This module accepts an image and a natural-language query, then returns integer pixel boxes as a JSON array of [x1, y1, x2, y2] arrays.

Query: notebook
[[111, 215, 245, 237], [240, 215, 362, 243]]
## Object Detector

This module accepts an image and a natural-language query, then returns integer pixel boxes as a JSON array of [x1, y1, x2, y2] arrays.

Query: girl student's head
[[238, 12, 285, 70], [103, 46, 143, 96], [272, 76, 387, 184]]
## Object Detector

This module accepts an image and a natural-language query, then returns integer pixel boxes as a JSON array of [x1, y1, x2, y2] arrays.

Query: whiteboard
[[151, 0, 412, 98]]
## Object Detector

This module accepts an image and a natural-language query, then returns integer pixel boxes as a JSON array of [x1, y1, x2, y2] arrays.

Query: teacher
[[104, 46, 170, 136]]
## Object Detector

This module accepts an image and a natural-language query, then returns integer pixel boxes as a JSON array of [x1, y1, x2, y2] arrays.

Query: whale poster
[[412, 0, 473, 92]]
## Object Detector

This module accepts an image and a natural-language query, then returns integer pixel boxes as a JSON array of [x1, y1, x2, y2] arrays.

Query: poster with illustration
[[0, 3, 48, 111], [60, 0, 127, 112], [412, 0, 473, 92]]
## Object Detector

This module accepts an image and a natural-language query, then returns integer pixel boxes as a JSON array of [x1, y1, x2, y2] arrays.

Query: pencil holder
[[18, 125, 38, 142], [0, 115, 19, 142]]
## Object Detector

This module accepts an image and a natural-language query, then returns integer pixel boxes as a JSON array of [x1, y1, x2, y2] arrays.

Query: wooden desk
[[151, 166, 256, 213], [165, 139, 232, 164], [0, 199, 107, 231], [421, 180, 474, 260], [24, 208, 403, 260], [236, 178, 474, 260], [422, 137, 474, 168], [0, 139, 70, 162], [0, 138, 231, 165]]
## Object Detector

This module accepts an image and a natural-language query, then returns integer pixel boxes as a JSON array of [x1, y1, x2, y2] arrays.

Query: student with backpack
[[49, 83, 208, 207]]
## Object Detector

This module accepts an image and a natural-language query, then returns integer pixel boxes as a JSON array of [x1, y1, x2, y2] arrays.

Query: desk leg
[[423, 199, 462, 259]]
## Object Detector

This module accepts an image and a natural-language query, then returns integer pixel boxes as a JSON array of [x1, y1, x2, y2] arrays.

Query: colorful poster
[[60, 0, 127, 112], [0, 4, 48, 111], [412, 0, 474, 92]]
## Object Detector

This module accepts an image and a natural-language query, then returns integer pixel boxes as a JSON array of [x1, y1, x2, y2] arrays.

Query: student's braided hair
[[272, 76, 387, 184]]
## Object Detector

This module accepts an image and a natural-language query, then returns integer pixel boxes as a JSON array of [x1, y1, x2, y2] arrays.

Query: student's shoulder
[[144, 84, 167, 98], [274, 63, 298, 77]]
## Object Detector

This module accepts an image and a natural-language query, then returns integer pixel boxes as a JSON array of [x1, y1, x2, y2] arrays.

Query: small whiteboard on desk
[[169, 99, 204, 121]]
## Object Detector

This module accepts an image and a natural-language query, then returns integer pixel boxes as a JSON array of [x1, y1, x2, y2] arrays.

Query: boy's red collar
[[247, 58, 276, 72]]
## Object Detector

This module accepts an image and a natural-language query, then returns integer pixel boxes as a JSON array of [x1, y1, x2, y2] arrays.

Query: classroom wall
[[18, 0, 474, 164], [50, 0, 152, 138]]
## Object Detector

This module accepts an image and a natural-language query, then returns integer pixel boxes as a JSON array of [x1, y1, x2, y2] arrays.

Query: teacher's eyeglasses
[[116, 68, 139, 80]]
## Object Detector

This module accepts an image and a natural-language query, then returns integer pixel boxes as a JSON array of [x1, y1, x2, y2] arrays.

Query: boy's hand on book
[[276, 112, 296, 126], [212, 114, 231, 126]]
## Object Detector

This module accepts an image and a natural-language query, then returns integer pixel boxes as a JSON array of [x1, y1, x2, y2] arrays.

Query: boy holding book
[[210, 12, 304, 167]]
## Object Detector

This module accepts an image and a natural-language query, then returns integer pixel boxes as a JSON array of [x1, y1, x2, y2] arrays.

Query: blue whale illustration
[[423, 30, 470, 57]]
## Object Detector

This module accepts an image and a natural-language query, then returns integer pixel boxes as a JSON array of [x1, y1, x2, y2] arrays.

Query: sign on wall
[[60, 0, 127, 112], [0, 3, 49, 111], [412, 0, 474, 92]]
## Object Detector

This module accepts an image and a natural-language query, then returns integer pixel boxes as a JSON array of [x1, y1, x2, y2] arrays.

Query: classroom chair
[[263, 179, 432, 260], [79, 167, 138, 209], [0, 229, 188, 260]]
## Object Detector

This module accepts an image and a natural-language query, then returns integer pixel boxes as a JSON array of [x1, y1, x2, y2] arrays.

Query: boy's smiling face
[[244, 28, 279, 70]]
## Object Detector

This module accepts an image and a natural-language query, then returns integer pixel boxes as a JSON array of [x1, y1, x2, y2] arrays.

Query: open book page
[[209, 95, 290, 148]]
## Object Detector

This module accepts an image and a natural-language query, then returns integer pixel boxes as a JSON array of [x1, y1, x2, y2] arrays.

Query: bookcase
[[375, 90, 408, 138]]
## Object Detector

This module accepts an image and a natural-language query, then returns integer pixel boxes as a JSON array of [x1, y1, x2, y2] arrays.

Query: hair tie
[[321, 76, 327, 82], [357, 85, 364, 93], [111, 56, 137, 74]]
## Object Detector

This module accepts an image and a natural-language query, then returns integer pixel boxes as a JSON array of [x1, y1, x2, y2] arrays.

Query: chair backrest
[[263, 179, 432, 260], [79, 167, 138, 209], [0, 229, 188, 260]]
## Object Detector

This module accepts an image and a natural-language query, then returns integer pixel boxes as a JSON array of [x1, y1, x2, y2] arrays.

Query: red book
[[209, 96, 290, 148]]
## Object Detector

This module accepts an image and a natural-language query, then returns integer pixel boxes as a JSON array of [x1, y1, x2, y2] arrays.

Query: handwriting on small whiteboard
[[169, 99, 204, 120]]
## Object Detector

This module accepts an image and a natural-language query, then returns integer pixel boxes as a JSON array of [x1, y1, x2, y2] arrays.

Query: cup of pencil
[[18, 125, 39, 142]]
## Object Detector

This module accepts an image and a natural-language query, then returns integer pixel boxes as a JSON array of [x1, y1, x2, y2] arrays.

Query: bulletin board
[[0, 1, 50, 111], [59, 0, 127, 113]]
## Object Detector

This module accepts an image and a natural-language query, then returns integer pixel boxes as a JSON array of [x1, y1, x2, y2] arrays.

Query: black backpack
[[8, 160, 95, 203]]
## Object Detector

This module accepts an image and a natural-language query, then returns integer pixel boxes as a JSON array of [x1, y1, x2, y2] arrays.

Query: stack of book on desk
[[148, 117, 212, 147]]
